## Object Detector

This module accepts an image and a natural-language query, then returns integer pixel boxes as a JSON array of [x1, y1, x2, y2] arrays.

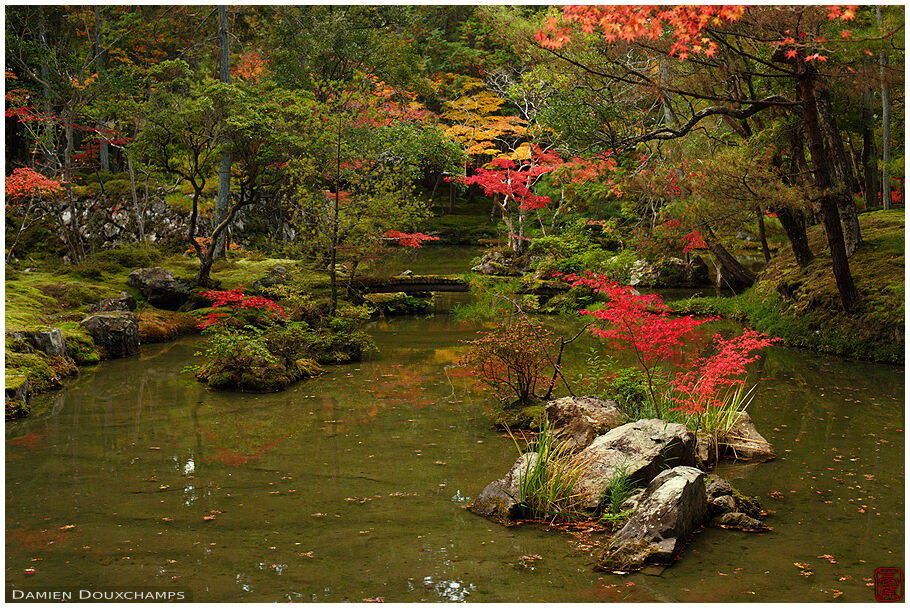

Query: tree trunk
[[94, 6, 110, 172], [37, 8, 55, 174], [63, 119, 84, 263], [213, 5, 231, 259], [755, 206, 771, 262], [816, 86, 861, 256], [700, 224, 755, 288], [429, 174, 441, 206], [773, 205, 814, 267], [861, 61, 878, 210], [127, 157, 145, 243], [798, 66, 859, 313], [878, 6, 891, 211], [448, 182, 456, 214]]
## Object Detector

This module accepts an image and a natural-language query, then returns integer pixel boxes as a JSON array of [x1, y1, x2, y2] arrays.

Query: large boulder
[[545, 395, 627, 452], [87, 292, 137, 313], [80, 312, 140, 359], [250, 265, 291, 295], [721, 412, 775, 461], [5, 374, 30, 404], [598, 466, 707, 571], [574, 419, 696, 509], [470, 251, 526, 276], [7, 328, 66, 358], [469, 453, 538, 523], [127, 267, 192, 310]]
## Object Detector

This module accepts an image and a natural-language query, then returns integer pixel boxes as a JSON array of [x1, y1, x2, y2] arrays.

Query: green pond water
[[5, 290, 905, 602]]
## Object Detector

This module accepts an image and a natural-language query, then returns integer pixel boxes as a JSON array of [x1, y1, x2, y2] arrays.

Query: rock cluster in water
[[470, 395, 773, 572]]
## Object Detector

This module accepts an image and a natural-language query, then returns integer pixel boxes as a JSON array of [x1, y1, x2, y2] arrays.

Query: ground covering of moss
[[671, 210, 904, 363]]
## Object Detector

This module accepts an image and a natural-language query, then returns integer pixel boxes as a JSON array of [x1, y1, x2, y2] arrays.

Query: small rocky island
[[470, 396, 773, 572]]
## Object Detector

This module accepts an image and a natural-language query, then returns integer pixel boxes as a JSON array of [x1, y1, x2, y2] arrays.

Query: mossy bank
[[672, 210, 904, 364]]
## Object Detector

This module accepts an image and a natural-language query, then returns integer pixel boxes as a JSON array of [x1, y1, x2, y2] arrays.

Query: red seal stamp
[[875, 567, 904, 602]]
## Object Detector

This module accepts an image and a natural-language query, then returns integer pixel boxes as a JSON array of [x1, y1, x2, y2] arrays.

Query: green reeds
[[506, 418, 591, 522]]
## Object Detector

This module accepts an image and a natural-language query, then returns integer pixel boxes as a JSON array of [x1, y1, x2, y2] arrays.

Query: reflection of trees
[[195, 407, 316, 467]]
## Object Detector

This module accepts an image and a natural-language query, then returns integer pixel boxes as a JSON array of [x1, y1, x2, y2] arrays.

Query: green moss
[[6, 398, 30, 420], [493, 402, 546, 430], [61, 328, 101, 365], [670, 211, 904, 364], [731, 488, 764, 519], [5, 351, 76, 393], [365, 292, 433, 316]]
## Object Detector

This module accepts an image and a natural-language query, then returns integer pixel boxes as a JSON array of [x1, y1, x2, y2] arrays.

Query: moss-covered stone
[[731, 488, 764, 519], [365, 292, 433, 316], [61, 327, 101, 365], [6, 398, 30, 420], [195, 357, 324, 393], [5, 351, 77, 394], [493, 401, 546, 430]]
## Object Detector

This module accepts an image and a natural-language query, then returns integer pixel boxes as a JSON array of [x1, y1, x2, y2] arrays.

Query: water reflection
[[4, 317, 903, 602]]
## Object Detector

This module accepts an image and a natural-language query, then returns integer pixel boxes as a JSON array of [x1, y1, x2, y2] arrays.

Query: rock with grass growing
[[545, 395, 627, 452], [5, 374, 30, 405], [469, 452, 539, 523], [721, 411, 774, 461], [597, 466, 707, 571], [7, 328, 66, 358], [80, 312, 140, 359], [574, 419, 696, 509]]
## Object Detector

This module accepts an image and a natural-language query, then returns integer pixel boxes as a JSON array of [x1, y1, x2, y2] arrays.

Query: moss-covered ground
[[671, 210, 904, 363]]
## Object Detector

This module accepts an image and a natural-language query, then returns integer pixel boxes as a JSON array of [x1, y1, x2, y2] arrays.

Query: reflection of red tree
[[7, 524, 79, 551], [7, 431, 44, 449], [197, 428, 288, 467]]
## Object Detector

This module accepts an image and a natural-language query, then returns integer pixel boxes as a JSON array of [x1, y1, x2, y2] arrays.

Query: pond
[[5, 294, 904, 602]]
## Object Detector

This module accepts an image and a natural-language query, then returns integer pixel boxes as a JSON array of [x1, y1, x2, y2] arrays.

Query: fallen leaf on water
[[161, 517, 173, 522], [59, 525, 76, 531], [24, 568, 35, 575], [832, 590, 843, 599], [362, 597, 384, 603], [299, 551, 315, 558], [203, 515, 216, 521], [149, 446, 161, 450], [311, 513, 325, 517]]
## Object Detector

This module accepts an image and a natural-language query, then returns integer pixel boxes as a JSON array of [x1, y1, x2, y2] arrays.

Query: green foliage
[[600, 460, 637, 519], [509, 419, 590, 522], [700, 385, 753, 441]]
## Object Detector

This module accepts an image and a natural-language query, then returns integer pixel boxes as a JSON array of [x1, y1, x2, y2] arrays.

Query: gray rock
[[7, 328, 65, 358], [250, 266, 291, 294], [709, 494, 737, 515], [545, 395, 627, 452], [620, 489, 645, 512], [469, 452, 538, 523], [710, 511, 766, 531], [574, 419, 696, 509], [598, 466, 707, 571], [695, 433, 718, 470], [80, 312, 140, 359], [5, 375, 30, 404], [705, 476, 734, 501], [127, 267, 192, 310], [722, 412, 775, 461], [87, 292, 137, 313]]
